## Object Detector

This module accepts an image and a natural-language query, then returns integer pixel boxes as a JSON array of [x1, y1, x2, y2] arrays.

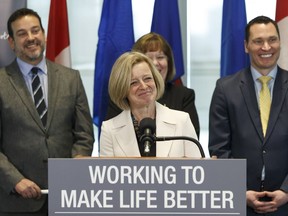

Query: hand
[[14, 178, 42, 199], [74, 154, 91, 158], [265, 190, 288, 208], [246, 190, 277, 214]]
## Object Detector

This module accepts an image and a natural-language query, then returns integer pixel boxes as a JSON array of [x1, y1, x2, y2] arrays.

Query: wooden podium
[[48, 157, 246, 215]]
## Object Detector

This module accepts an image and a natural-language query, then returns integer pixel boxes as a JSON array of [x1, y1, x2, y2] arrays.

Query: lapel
[[6, 60, 45, 131], [113, 110, 141, 157], [46, 60, 60, 130], [265, 67, 288, 141], [239, 69, 263, 140], [155, 103, 177, 157], [112, 103, 178, 157]]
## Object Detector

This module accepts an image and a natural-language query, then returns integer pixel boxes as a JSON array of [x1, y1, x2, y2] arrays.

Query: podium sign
[[48, 158, 246, 215]]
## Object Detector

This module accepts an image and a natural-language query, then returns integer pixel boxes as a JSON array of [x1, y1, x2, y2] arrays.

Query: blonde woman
[[100, 52, 201, 158]]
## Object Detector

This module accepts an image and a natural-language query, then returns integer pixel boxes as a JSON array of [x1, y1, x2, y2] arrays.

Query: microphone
[[139, 118, 205, 158], [139, 118, 156, 156], [155, 136, 206, 158]]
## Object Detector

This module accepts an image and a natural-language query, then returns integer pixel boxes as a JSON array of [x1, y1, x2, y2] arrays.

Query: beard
[[15, 39, 45, 63]]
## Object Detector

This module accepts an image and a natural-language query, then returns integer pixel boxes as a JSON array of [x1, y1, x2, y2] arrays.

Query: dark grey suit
[[0, 59, 94, 213], [209, 67, 288, 215]]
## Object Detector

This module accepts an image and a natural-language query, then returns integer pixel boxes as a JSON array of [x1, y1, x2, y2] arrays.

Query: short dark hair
[[7, 8, 44, 39], [245, 15, 280, 42]]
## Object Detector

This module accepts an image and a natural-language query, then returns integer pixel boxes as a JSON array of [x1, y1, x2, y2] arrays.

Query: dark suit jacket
[[209, 67, 288, 215], [106, 83, 200, 138], [0, 59, 94, 213]]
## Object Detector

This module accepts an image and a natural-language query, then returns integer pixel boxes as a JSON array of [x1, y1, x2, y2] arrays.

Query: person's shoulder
[[0, 66, 8, 78], [0, 65, 7, 73], [278, 66, 288, 75], [217, 68, 248, 85], [102, 109, 129, 128], [1, 59, 17, 70], [165, 82, 195, 94], [0, 60, 19, 77], [275, 66, 288, 83], [46, 59, 78, 73], [157, 102, 189, 119]]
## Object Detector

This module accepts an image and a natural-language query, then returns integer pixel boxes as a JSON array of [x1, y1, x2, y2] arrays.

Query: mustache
[[24, 39, 41, 47]]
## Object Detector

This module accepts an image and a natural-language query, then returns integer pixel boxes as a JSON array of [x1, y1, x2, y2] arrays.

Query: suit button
[[263, 150, 266, 154]]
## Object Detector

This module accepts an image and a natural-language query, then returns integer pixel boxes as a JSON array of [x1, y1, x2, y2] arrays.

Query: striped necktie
[[258, 76, 272, 137], [31, 67, 47, 127]]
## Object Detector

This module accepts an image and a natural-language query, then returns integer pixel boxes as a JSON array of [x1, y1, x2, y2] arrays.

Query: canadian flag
[[46, 0, 71, 67], [276, 0, 288, 70]]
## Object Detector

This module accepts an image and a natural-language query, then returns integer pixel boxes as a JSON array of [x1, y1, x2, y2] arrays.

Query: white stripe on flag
[[55, 46, 71, 68], [277, 17, 288, 70]]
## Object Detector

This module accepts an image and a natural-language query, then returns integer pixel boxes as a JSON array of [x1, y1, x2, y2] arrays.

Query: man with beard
[[0, 8, 94, 215]]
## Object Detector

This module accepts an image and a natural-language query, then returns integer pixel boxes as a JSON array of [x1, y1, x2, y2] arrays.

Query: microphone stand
[[155, 136, 206, 158]]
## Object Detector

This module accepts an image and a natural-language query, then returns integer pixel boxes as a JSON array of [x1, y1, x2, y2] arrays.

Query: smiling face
[[145, 50, 168, 81], [245, 22, 280, 75], [127, 62, 157, 109], [8, 15, 46, 65]]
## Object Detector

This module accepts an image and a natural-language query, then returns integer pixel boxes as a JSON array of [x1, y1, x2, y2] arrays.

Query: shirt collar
[[17, 57, 47, 77], [250, 65, 277, 82]]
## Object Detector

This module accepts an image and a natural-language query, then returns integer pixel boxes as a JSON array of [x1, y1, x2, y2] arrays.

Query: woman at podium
[[100, 52, 201, 158]]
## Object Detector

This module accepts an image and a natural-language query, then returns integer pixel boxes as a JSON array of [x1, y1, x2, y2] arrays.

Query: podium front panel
[[48, 158, 246, 216]]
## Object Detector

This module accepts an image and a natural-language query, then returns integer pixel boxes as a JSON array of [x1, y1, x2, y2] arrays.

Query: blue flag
[[220, 0, 250, 77], [93, 0, 134, 129], [151, 0, 184, 80]]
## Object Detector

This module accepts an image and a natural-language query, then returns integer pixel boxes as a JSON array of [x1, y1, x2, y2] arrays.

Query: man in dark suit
[[0, 8, 94, 215], [209, 16, 288, 215]]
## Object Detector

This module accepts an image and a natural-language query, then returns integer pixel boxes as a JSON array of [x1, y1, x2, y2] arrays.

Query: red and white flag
[[46, 0, 71, 67], [276, 0, 288, 70]]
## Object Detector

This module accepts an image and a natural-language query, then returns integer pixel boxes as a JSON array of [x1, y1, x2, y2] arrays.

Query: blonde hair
[[109, 51, 165, 110]]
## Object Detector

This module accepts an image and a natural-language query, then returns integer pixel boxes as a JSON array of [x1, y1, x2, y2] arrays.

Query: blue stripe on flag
[[151, 0, 184, 80], [220, 0, 250, 77], [93, 0, 135, 129]]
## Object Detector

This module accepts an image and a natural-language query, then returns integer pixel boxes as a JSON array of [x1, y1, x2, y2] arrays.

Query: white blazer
[[100, 102, 201, 158]]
